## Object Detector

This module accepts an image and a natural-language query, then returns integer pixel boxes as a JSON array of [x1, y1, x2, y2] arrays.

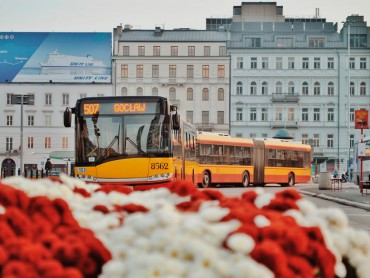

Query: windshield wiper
[[125, 137, 148, 157]]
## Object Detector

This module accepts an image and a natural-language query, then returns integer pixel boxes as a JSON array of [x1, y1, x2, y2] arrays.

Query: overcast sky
[[1, 0, 369, 32]]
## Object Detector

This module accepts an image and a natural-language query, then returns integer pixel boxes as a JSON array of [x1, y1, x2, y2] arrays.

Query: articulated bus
[[64, 96, 197, 186], [196, 133, 312, 188]]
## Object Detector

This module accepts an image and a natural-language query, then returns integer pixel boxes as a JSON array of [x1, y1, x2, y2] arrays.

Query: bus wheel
[[242, 172, 250, 187], [202, 171, 211, 188], [282, 173, 295, 187]]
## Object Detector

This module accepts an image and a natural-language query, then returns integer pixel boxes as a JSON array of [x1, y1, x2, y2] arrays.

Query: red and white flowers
[[1, 174, 370, 278]]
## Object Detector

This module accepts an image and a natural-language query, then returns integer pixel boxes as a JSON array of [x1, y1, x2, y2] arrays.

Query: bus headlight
[[148, 173, 172, 181]]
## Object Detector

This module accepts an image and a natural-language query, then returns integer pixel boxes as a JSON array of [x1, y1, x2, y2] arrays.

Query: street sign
[[11, 94, 34, 105]]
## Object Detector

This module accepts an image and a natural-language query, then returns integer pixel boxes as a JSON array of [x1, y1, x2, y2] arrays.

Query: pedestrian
[[333, 169, 338, 178], [45, 158, 52, 177]]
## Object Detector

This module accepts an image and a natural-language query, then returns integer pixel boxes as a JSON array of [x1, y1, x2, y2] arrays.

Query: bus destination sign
[[82, 101, 159, 116]]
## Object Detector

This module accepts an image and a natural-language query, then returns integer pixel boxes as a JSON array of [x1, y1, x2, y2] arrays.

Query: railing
[[270, 121, 299, 129], [0, 149, 20, 156], [271, 93, 300, 103]]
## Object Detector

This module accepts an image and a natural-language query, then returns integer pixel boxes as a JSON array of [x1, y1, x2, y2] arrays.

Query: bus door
[[253, 139, 265, 185]]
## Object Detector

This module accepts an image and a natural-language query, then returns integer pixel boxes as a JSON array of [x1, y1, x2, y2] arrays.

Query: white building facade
[[112, 25, 230, 133], [228, 2, 370, 172]]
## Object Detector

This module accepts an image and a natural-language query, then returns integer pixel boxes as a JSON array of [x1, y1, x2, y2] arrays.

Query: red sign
[[355, 110, 369, 129]]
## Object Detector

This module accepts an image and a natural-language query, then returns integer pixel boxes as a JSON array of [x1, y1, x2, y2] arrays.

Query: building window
[[45, 115, 52, 126], [261, 108, 268, 121], [27, 137, 34, 149], [275, 81, 282, 94], [360, 82, 366, 95], [276, 57, 282, 70], [152, 87, 158, 96], [250, 108, 257, 121], [262, 81, 268, 95], [350, 134, 354, 148], [314, 108, 320, 121], [62, 94, 69, 105], [327, 82, 334, 96], [186, 111, 193, 123], [328, 57, 334, 69], [219, 46, 226, 56], [136, 87, 143, 96], [136, 65, 143, 78], [28, 115, 34, 126], [350, 82, 355, 96], [287, 108, 295, 121], [314, 82, 320, 95], [250, 38, 261, 47], [350, 34, 367, 48], [328, 108, 334, 121], [250, 57, 257, 69], [302, 108, 308, 121], [217, 111, 224, 124], [350, 108, 355, 122], [309, 37, 325, 47], [313, 134, 320, 148], [236, 108, 243, 121], [187, 65, 194, 78], [250, 82, 257, 95], [262, 57, 268, 69], [169, 87, 176, 101], [6, 137, 13, 151], [302, 82, 309, 95], [360, 58, 367, 69], [202, 88, 209, 101], [121, 64, 128, 78], [45, 137, 51, 149], [218, 88, 224, 101], [80, 93, 87, 99], [204, 46, 210, 56], [138, 46, 145, 56], [187, 88, 193, 100], [349, 57, 355, 69], [237, 57, 243, 69], [202, 65, 209, 78], [327, 134, 334, 148], [121, 87, 128, 96], [217, 65, 225, 78], [62, 137, 68, 148], [202, 111, 209, 124], [45, 93, 52, 105], [169, 65, 176, 78], [7, 94, 12, 105], [152, 65, 159, 78], [236, 82, 243, 95], [188, 46, 195, 56], [302, 57, 309, 69], [122, 46, 129, 56], [288, 81, 294, 94], [275, 108, 282, 121], [314, 57, 321, 69], [153, 46, 160, 56], [171, 46, 178, 56], [288, 57, 295, 69], [6, 115, 13, 126], [301, 134, 309, 144]]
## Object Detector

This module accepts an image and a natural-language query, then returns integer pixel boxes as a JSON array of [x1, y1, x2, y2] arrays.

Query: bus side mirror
[[64, 108, 72, 127], [172, 113, 180, 130]]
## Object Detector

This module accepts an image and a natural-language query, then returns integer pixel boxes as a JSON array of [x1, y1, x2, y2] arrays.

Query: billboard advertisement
[[355, 109, 369, 129], [0, 32, 111, 83]]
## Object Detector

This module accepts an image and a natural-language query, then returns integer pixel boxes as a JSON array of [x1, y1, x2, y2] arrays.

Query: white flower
[[199, 201, 229, 222], [226, 233, 255, 254], [254, 215, 271, 227], [254, 192, 274, 208]]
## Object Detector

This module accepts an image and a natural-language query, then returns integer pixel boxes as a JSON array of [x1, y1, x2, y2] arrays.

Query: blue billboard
[[0, 32, 111, 83]]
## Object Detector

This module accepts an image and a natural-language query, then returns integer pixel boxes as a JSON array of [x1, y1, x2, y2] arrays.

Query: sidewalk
[[298, 182, 370, 212]]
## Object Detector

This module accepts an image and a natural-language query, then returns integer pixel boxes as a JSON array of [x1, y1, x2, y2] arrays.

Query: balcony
[[271, 93, 300, 103], [270, 121, 299, 129], [0, 149, 20, 156]]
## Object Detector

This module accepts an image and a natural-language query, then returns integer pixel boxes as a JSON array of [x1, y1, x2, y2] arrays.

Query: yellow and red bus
[[196, 133, 312, 188], [64, 96, 197, 186]]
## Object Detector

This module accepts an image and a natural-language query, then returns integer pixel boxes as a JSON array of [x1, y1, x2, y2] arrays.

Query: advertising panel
[[0, 32, 111, 83], [355, 109, 369, 129]]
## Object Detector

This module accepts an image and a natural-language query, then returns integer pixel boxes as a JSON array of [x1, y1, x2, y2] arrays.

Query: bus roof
[[261, 139, 311, 151], [197, 134, 254, 146]]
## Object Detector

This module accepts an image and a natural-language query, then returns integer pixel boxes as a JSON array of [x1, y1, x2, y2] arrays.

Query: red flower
[[115, 203, 149, 213], [52, 198, 79, 227], [0, 184, 18, 207], [275, 189, 302, 201], [0, 221, 16, 244], [93, 204, 110, 214], [63, 267, 84, 278], [262, 198, 299, 211], [36, 259, 65, 278], [166, 180, 197, 196], [4, 207, 33, 238], [77, 257, 98, 277], [2, 261, 39, 278], [288, 255, 315, 278], [0, 245, 9, 266], [241, 190, 259, 204], [95, 184, 133, 195], [73, 187, 91, 198]]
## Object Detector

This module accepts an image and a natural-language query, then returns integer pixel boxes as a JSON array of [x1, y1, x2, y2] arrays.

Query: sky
[[1, 0, 370, 32]]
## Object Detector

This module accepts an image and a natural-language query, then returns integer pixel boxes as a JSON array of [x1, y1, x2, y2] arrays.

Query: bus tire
[[242, 172, 250, 187], [282, 173, 295, 187], [202, 171, 211, 188]]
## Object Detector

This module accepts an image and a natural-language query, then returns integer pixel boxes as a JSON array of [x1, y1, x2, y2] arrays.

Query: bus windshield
[[76, 113, 171, 163]]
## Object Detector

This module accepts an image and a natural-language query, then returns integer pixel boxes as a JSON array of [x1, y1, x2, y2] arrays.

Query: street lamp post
[[343, 20, 351, 175]]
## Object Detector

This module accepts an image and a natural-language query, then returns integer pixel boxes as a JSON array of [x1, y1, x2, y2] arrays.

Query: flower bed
[[1, 175, 370, 278]]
